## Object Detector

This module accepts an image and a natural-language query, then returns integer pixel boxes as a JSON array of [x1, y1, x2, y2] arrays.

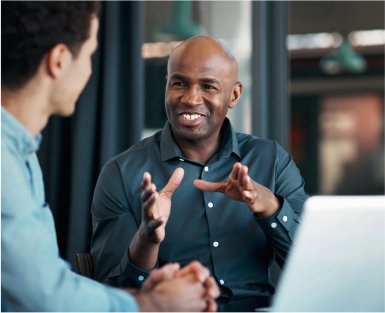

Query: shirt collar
[[160, 117, 241, 162], [1, 107, 42, 155]]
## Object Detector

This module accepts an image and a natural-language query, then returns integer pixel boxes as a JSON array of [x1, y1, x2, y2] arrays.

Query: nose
[[181, 86, 204, 106]]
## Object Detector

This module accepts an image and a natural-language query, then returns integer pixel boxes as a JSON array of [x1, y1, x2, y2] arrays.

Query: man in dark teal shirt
[[91, 36, 308, 311]]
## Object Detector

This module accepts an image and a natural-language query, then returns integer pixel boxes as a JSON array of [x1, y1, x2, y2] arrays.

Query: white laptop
[[272, 196, 385, 312]]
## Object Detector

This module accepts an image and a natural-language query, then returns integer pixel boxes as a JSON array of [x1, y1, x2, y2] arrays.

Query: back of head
[[1, 1, 99, 90]]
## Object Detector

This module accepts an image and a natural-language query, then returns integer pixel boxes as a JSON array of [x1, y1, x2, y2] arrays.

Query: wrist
[[134, 291, 157, 312], [256, 195, 280, 218], [138, 223, 162, 245]]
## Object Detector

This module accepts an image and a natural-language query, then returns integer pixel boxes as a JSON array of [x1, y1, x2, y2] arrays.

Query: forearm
[[129, 227, 160, 270]]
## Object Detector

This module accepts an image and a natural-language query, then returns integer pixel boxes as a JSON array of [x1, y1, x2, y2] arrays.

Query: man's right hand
[[129, 168, 184, 269], [139, 167, 184, 243]]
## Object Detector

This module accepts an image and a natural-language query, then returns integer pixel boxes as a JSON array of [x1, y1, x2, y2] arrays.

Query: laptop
[[272, 196, 385, 312]]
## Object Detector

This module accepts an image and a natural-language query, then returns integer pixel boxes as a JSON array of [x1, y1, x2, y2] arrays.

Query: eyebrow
[[169, 74, 187, 81], [200, 78, 220, 84], [169, 74, 220, 85]]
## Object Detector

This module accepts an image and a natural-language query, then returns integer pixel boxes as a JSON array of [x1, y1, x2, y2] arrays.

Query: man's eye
[[203, 84, 216, 90], [172, 81, 185, 87]]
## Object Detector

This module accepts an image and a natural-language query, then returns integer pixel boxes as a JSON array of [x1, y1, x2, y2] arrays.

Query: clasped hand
[[138, 261, 220, 312]]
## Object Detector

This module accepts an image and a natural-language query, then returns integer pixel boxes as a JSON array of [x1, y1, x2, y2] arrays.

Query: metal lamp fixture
[[154, 1, 206, 42], [320, 38, 367, 75]]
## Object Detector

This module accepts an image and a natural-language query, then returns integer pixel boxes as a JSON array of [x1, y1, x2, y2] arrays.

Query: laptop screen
[[272, 196, 385, 312]]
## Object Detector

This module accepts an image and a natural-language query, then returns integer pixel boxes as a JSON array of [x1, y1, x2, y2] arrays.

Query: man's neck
[[2, 84, 51, 138], [174, 132, 222, 165]]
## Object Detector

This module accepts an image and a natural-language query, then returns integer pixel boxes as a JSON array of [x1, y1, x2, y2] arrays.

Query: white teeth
[[182, 114, 200, 120]]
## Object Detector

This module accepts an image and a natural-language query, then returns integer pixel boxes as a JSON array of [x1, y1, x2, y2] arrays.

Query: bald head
[[168, 36, 238, 82], [164, 35, 243, 149]]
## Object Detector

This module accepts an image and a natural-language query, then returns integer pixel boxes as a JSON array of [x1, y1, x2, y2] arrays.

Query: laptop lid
[[272, 196, 385, 312]]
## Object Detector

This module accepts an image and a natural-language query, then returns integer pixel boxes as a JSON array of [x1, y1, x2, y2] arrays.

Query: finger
[[146, 216, 165, 232], [161, 167, 184, 197], [141, 263, 181, 292], [142, 192, 157, 217], [155, 262, 181, 280], [204, 277, 220, 299], [141, 183, 156, 203], [176, 261, 210, 283], [237, 164, 248, 188], [243, 175, 254, 192], [141, 172, 152, 190], [206, 299, 218, 312], [229, 162, 241, 183], [194, 179, 226, 193]]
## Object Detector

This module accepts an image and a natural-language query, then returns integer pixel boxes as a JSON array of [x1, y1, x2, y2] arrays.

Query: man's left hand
[[194, 162, 280, 217]]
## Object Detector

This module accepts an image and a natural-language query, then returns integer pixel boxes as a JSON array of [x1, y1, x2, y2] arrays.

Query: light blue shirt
[[1, 107, 139, 312]]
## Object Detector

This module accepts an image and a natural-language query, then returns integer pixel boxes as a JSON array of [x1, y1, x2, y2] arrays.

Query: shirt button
[[271, 222, 278, 229], [213, 241, 219, 247], [204, 166, 209, 172], [283, 215, 288, 222], [219, 279, 225, 285], [208, 202, 214, 208], [138, 275, 144, 281], [179, 158, 184, 162]]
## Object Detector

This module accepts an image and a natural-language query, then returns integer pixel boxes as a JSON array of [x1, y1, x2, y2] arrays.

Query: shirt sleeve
[[254, 142, 308, 267], [1, 158, 138, 312], [91, 160, 151, 288]]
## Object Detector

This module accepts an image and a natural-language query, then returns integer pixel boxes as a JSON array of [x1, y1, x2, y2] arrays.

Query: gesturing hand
[[140, 167, 184, 243], [194, 162, 280, 217]]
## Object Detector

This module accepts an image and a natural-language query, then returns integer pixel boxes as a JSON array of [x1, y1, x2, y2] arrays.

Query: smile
[[182, 113, 201, 120], [178, 112, 206, 127]]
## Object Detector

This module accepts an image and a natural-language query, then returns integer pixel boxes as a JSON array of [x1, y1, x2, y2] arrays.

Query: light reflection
[[349, 29, 385, 47], [287, 32, 342, 50], [288, 30, 385, 51], [142, 41, 183, 59]]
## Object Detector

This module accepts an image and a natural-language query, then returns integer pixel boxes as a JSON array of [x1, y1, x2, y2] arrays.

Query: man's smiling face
[[165, 36, 241, 145]]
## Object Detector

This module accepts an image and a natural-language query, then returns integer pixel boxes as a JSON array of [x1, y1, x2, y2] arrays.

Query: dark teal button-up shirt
[[91, 118, 308, 302]]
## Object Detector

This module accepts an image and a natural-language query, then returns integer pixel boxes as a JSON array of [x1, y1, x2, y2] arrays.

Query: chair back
[[74, 252, 94, 278]]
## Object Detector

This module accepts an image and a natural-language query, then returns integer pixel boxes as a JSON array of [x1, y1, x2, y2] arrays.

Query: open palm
[[141, 168, 184, 243]]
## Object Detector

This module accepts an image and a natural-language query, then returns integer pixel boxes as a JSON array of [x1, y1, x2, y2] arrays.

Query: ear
[[229, 82, 243, 109], [46, 44, 72, 79]]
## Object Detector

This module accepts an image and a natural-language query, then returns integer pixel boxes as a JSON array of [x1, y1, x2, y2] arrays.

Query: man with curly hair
[[1, 2, 218, 311]]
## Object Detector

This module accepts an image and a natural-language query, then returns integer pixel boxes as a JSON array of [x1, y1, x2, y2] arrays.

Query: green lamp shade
[[154, 1, 206, 41], [320, 39, 367, 75]]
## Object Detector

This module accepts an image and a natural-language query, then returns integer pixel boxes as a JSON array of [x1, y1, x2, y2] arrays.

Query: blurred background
[[37, 1, 385, 265]]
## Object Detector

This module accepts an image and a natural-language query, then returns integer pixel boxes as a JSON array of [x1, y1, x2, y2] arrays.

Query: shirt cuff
[[254, 197, 299, 237], [113, 253, 155, 288]]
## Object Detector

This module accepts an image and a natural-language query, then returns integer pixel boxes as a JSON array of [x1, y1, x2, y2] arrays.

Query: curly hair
[[2, 1, 99, 90]]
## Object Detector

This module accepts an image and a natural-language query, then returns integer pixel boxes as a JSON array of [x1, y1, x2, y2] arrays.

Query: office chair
[[74, 252, 94, 278]]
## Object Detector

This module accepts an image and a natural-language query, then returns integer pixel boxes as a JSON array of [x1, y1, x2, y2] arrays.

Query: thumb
[[161, 167, 184, 197]]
